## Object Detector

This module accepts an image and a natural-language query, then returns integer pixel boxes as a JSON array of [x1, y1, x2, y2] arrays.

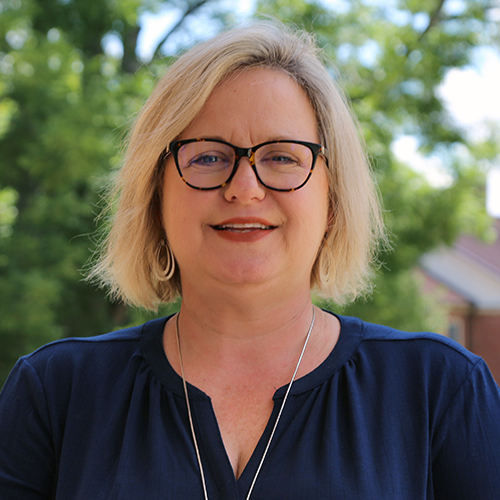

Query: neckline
[[141, 311, 365, 400]]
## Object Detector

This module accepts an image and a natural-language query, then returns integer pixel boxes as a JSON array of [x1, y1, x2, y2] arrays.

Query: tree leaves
[[0, 0, 498, 384], [256, 0, 497, 331]]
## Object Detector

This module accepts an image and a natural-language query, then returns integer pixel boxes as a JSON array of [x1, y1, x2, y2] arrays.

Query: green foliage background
[[1, 0, 499, 385]]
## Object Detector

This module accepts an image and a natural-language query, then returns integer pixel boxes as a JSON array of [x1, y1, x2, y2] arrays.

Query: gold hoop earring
[[154, 239, 175, 281]]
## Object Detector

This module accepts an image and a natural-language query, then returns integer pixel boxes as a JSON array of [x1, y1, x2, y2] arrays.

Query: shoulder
[[335, 314, 490, 402], [23, 324, 142, 370], [0, 318, 170, 433], [334, 314, 500, 424], [368, 318, 476, 356], [14, 317, 168, 389], [339, 314, 480, 365]]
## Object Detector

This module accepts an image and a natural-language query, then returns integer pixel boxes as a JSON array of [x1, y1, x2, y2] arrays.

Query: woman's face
[[161, 68, 330, 295]]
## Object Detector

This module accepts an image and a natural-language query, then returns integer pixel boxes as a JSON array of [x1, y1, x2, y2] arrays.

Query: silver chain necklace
[[175, 308, 316, 500]]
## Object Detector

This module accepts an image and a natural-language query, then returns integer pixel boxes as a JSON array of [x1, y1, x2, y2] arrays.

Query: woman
[[1, 22, 500, 499]]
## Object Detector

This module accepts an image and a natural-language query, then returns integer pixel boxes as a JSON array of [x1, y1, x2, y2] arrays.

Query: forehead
[[179, 67, 319, 145]]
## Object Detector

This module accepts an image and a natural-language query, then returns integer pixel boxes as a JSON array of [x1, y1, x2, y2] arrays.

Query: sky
[[393, 46, 500, 217], [136, 0, 500, 217]]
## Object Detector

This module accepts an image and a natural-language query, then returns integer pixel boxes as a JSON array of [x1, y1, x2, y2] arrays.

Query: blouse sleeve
[[431, 359, 500, 499], [0, 358, 56, 499]]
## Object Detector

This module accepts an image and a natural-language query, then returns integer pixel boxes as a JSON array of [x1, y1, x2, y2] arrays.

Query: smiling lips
[[212, 222, 275, 233], [210, 220, 276, 241]]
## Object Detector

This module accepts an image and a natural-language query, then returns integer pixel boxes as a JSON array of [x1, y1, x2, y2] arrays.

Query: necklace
[[175, 308, 316, 500]]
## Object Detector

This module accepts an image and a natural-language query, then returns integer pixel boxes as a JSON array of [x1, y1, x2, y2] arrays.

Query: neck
[[164, 278, 341, 487], [180, 277, 313, 339], [163, 279, 339, 390]]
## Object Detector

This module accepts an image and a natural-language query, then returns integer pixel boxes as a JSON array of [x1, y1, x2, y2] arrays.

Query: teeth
[[214, 223, 273, 230], [222, 223, 271, 229]]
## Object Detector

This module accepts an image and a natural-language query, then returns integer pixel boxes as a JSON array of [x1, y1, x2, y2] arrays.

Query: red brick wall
[[470, 314, 500, 385]]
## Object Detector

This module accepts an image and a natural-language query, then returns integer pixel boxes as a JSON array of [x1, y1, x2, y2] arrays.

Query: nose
[[223, 156, 266, 203]]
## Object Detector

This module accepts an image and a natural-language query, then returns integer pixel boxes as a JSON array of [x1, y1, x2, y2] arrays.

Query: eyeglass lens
[[176, 141, 314, 190]]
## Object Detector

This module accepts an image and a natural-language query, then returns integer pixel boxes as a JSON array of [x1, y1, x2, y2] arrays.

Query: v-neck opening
[[194, 391, 286, 493], [140, 311, 365, 498], [142, 318, 294, 492], [141, 311, 363, 400]]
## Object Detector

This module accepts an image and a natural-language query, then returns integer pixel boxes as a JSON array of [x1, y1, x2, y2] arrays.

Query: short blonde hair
[[88, 21, 385, 310]]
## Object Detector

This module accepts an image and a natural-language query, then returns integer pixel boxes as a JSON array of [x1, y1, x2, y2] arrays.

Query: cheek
[[286, 192, 329, 255], [312, 203, 329, 247], [161, 164, 186, 244], [161, 167, 212, 264], [162, 197, 192, 248], [161, 202, 196, 275], [309, 170, 330, 234]]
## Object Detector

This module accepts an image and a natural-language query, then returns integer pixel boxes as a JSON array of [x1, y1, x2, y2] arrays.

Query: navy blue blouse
[[1, 314, 500, 499]]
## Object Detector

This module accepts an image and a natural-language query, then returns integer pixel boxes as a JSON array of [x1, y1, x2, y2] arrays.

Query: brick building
[[419, 218, 500, 384]]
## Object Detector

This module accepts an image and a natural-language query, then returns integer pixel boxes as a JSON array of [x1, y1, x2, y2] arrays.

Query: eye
[[259, 150, 302, 170], [190, 153, 224, 165], [186, 150, 231, 171], [268, 154, 299, 164]]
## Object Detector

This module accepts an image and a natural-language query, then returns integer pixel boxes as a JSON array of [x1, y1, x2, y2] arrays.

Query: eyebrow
[[182, 135, 301, 145]]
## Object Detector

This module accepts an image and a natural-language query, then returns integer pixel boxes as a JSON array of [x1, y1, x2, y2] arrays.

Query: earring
[[154, 239, 175, 281]]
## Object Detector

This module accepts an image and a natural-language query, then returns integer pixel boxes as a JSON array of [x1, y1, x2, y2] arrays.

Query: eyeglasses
[[165, 138, 326, 192]]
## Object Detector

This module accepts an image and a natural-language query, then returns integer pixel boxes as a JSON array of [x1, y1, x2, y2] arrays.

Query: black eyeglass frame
[[164, 138, 327, 192]]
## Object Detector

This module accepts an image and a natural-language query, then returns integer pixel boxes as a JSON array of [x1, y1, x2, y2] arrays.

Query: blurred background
[[1, 0, 500, 386]]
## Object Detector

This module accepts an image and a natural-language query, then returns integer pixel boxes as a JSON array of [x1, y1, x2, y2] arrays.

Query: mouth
[[211, 222, 276, 233]]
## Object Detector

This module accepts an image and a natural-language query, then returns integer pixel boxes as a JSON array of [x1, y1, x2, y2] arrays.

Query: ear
[[155, 207, 163, 227], [152, 189, 166, 235], [325, 199, 336, 236]]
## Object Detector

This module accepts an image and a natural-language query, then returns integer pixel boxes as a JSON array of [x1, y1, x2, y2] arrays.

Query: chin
[[215, 261, 280, 287]]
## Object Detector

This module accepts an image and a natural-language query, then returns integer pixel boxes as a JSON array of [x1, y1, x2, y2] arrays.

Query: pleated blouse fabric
[[1, 313, 500, 499]]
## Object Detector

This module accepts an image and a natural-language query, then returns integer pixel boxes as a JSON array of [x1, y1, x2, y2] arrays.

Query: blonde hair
[[88, 21, 385, 310]]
